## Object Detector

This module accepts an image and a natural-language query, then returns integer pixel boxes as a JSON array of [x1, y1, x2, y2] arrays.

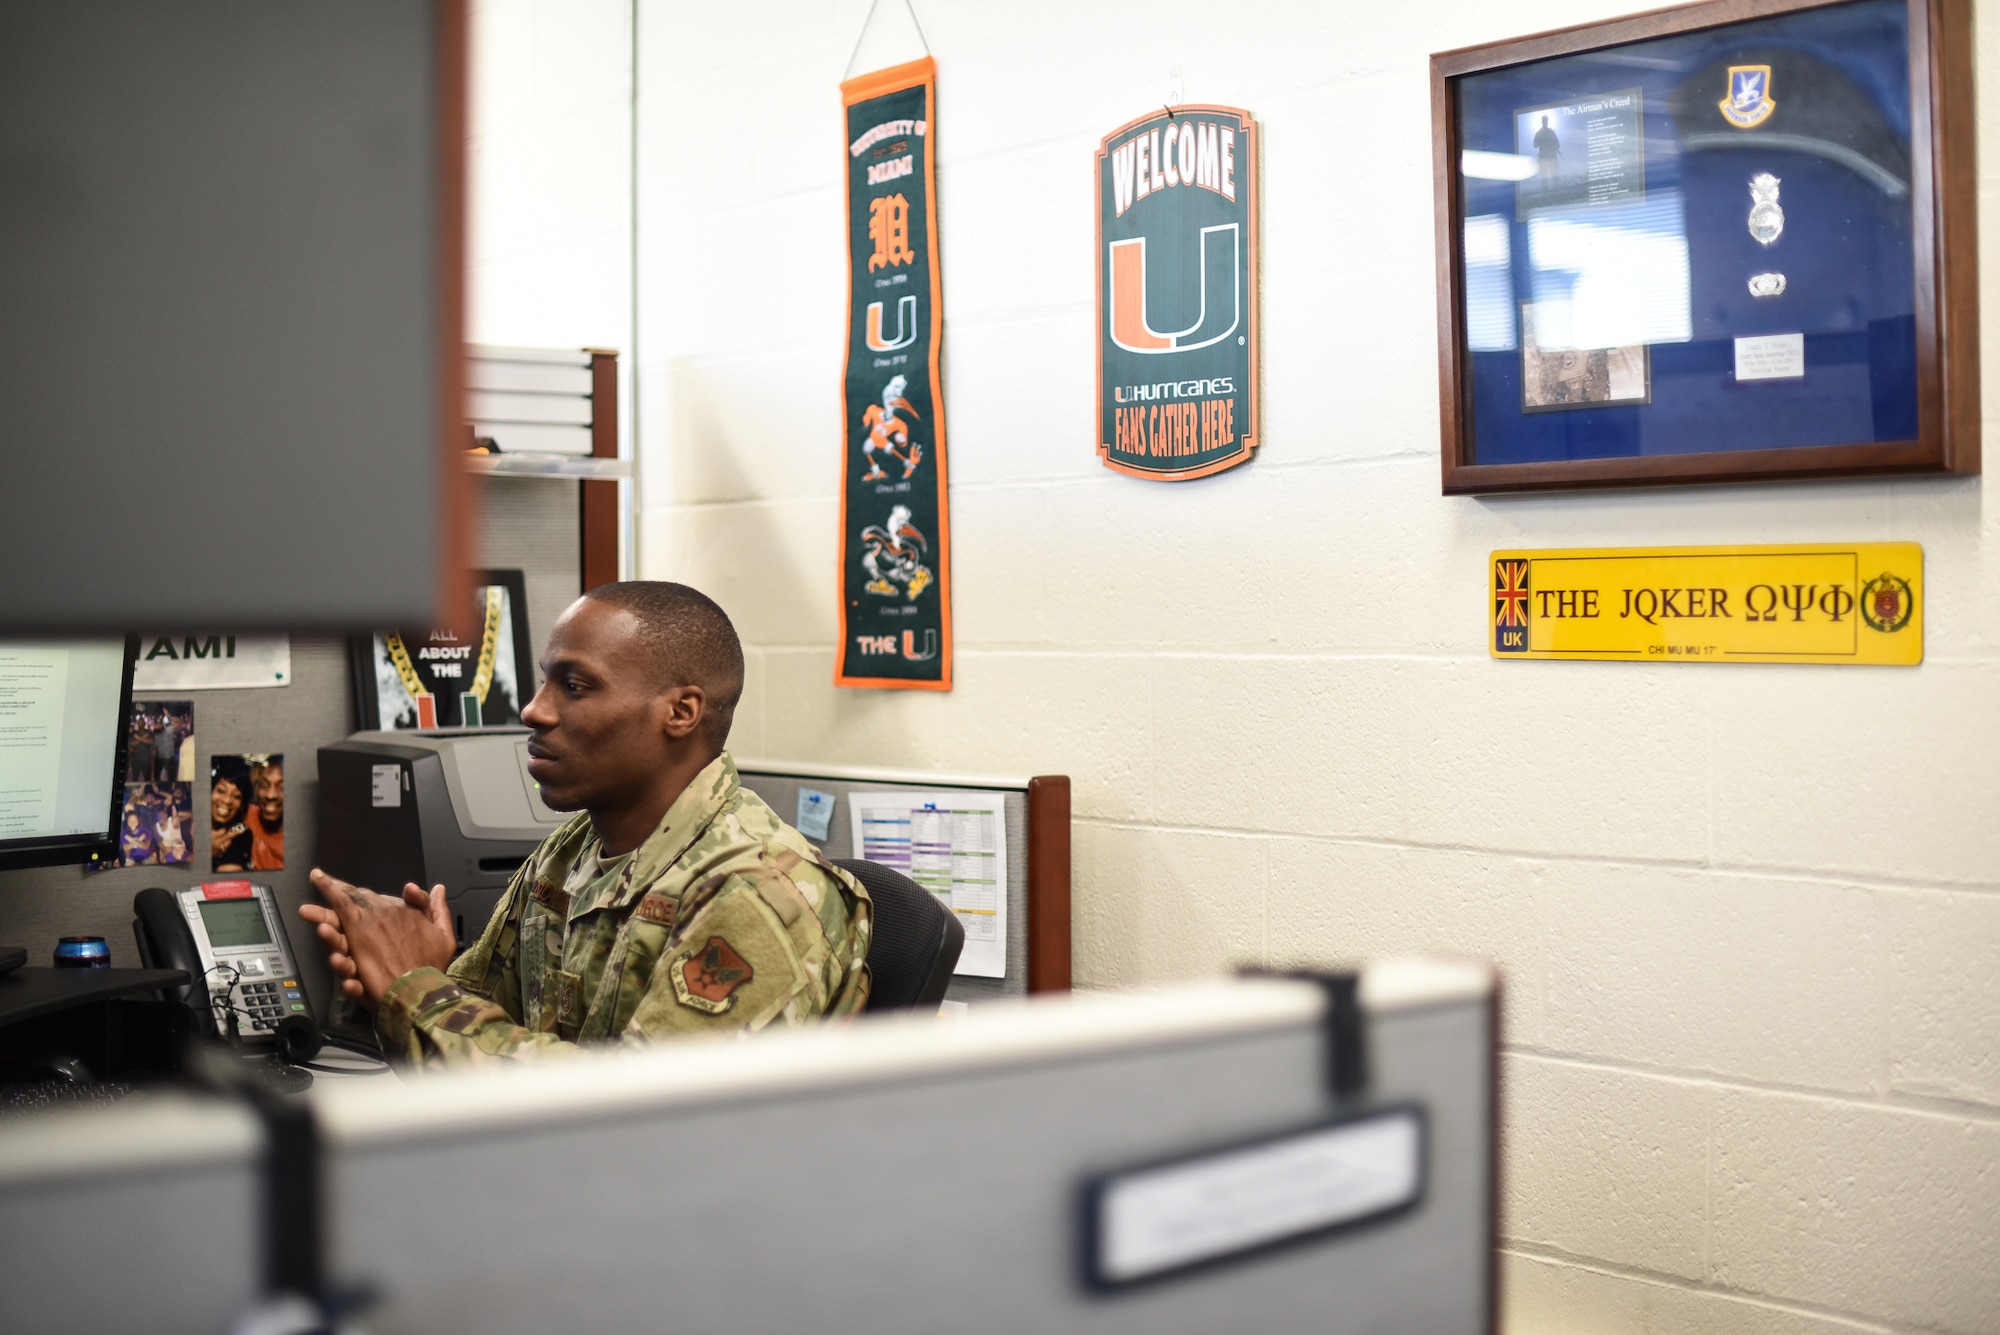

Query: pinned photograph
[[1520, 303, 1649, 411], [101, 780, 195, 868], [125, 699, 195, 786], [351, 569, 535, 730], [209, 755, 255, 872], [212, 752, 285, 870]]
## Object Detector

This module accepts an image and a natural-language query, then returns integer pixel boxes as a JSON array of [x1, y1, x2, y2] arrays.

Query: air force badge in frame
[[1719, 64, 1775, 129], [1096, 106, 1260, 480]]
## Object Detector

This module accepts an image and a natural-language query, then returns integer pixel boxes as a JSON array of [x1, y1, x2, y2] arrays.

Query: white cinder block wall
[[627, 1, 2000, 1330]]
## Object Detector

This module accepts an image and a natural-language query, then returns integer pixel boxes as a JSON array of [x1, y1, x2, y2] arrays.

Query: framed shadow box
[[1432, 0, 1977, 493]]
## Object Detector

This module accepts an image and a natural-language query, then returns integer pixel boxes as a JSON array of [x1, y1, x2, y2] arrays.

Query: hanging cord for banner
[[843, 0, 930, 79]]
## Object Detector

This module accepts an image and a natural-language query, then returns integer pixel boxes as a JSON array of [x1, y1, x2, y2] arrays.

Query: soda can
[[53, 935, 111, 969]]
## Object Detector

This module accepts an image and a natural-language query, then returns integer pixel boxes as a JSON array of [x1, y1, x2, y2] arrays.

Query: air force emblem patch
[[673, 935, 755, 1014], [1720, 65, 1775, 129]]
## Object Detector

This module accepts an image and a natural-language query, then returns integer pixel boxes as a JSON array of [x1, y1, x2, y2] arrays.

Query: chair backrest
[[833, 858, 964, 1012]]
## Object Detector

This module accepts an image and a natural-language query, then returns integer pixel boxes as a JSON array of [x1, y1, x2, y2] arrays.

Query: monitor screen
[[197, 898, 274, 950], [0, 637, 137, 870]]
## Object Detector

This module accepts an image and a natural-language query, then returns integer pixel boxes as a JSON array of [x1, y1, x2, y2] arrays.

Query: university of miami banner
[[1096, 106, 1260, 480], [836, 56, 951, 690]]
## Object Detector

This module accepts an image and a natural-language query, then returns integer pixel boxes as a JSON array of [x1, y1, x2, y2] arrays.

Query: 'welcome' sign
[[1096, 105, 1260, 480]]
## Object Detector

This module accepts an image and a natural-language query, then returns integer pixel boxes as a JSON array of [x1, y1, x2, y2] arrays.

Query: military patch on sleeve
[[672, 935, 755, 1014], [417, 983, 466, 1012], [438, 1005, 481, 1034]]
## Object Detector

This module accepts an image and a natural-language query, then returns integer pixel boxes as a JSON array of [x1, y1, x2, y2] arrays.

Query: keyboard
[[0, 1080, 137, 1118]]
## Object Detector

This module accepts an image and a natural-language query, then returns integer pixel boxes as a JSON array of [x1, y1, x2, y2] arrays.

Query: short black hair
[[211, 755, 252, 792], [583, 581, 745, 750]]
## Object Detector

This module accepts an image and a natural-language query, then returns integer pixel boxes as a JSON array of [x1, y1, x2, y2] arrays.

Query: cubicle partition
[[736, 761, 1072, 1000], [0, 960, 1494, 1334], [0, 0, 470, 635]]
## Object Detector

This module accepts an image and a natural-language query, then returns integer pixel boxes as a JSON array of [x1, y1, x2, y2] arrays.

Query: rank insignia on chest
[[673, 935, 755, 1014]]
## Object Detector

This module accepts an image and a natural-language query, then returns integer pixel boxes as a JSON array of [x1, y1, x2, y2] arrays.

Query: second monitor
[[0, 636, 137, 871]]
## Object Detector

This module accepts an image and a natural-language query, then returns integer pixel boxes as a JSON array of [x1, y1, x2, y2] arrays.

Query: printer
[[317, 729, 566, 948]]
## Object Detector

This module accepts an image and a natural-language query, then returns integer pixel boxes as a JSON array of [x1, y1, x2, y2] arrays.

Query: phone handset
[[133, 882, 317, 1059], [133, 885, 214, 1032]]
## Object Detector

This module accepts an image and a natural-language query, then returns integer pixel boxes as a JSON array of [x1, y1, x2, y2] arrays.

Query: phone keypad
[[237, 979, 307, 1031]]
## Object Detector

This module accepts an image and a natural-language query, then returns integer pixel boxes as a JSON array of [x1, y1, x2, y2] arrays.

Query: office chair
[[833, 859, 964, 1011]]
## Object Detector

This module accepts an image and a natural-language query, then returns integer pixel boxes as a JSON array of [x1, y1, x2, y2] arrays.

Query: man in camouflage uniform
[[300, 582, 871, 1066]]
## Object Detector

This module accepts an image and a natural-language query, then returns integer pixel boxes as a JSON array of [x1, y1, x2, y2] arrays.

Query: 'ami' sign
[[1095, 105, 1260, 480]]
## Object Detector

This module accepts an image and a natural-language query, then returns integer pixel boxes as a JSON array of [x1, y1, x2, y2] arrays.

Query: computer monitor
[[0, 637, 138, 871]]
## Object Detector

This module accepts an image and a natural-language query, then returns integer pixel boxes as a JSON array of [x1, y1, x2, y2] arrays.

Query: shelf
[[465, 452, 631, 479]]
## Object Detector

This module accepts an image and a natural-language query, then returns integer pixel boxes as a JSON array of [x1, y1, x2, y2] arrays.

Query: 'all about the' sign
[[1096, 105, 1260, 480]]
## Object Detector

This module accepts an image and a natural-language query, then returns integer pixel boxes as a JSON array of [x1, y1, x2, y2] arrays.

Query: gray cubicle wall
[[0, 965, 1496, 1335], [0, 1098, 265, 1334], [0, 636, 357, 1010], [480, 475, 584, 662], [0, 478, 578, 1013], [737, 763, 1031, 1003]]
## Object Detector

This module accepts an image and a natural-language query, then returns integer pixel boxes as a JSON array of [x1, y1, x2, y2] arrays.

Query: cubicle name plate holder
[[837, 57, 953, 690], [1081, 1103, 1428, 1289], [1096, 105, 1260, 480], [1080, 971, 1426, 1290], [1491, 542, 1923, 663], [1432, 0, 1977, 494]]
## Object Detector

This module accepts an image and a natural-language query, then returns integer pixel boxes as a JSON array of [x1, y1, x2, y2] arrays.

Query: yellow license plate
[[1489, 544, 1922, 665]]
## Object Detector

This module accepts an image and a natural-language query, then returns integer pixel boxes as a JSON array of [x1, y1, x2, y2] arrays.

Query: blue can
[[53, 936, 111, 969]]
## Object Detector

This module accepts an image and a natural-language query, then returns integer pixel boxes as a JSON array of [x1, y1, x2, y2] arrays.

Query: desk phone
[[172, 881, 307, 1035]]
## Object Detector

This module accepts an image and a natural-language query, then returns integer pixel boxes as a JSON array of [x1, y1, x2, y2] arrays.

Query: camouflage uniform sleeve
[[375, 851, 870, 1064], [374, 967, 583, 1066], [623, 860, 870, 1040], [374, 867, 576, 1067]]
